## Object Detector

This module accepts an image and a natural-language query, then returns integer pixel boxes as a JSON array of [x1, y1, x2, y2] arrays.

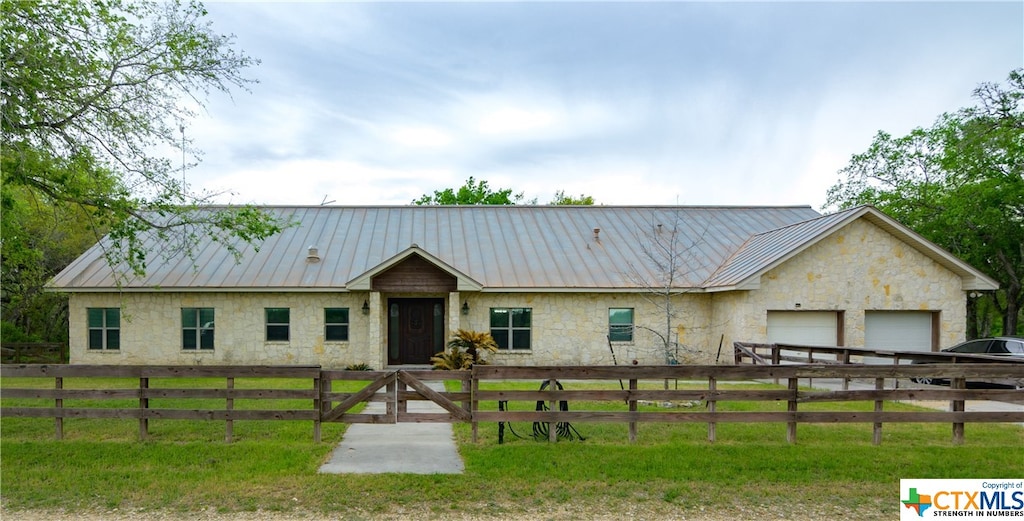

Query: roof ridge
[[744, 205, 861, 238], [173, 204, 818, 210]]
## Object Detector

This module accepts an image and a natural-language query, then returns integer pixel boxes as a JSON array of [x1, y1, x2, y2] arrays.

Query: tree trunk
[[1004, 283, 1022, 336], [966, 297, 979, 340]]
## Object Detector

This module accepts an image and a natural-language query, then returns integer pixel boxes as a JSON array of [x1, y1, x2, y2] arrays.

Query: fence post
[[321, 372, 332, 421], [872, 377, 884, 445], [225, 377, 234, 443], [471, 370, 479, 444], [628, 378, 638, 444], [55, 376, 63, 440], [841, 351, 851, 391], [772, 345, 781, 385], [139, 377, 149, 441], [312, 373, 321, 443], [389, 376, 399, 422], [548, 379, 557, 443], [707, 376, 717, 443], [951, 377, 966, 445], [786, 377, 798, 444]]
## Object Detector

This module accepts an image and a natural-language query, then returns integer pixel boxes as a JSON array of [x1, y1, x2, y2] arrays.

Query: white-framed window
[[609, 308, 634, 342], [490, 307, 531, 350], [182, 308, 215, 350], [87, 308, 120, 350]]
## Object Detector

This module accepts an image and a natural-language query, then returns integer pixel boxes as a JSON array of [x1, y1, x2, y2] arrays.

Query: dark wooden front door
[[387, 298, 445, 365]]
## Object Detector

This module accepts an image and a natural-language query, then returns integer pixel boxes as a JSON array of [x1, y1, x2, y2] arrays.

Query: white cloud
[[388, 125, 454, 148], [474, 106, 558, 136], [181, 2, 1023, 210], [199, 159, 455, 206]]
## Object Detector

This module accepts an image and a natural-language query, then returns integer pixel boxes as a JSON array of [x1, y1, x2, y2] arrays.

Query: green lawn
[[1, 377, 1021, 519]]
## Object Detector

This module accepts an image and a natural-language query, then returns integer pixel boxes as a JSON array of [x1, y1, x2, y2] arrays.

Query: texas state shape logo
[[902, 487, 933, 517]]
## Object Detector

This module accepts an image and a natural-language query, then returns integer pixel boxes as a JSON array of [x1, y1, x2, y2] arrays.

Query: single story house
[[50, 205, 998, 367]]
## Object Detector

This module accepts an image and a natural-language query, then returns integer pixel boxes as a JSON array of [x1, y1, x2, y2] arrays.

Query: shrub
[[431, 329, 498, 370]]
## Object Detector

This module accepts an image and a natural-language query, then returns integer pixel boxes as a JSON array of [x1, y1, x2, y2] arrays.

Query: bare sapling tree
[[622, 209, 720, 384]]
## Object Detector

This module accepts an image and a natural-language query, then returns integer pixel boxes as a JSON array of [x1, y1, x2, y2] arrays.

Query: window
[[265, 308, 290, 341], [948, 340, 992, 354], [87, 308, 120, 350], [182, 308, 215, 350], [490, 308, 531, 350], [1005, 340, 1024, 355], [325, 308, 349, 341], [609, 308, 634, 342]]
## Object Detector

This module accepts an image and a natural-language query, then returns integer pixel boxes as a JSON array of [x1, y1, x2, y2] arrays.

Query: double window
[[182, 308, 215, 350], [265, 308, 290, 341], [609, 308, 634, 342], [490, 307, 532, 350], [87, 308, 120, 350], [325, 308, 349, 341]]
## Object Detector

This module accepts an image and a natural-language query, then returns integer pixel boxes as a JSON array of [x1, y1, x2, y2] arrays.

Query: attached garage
[[864, 311, 936, 352], [767, 311, 842, 346]]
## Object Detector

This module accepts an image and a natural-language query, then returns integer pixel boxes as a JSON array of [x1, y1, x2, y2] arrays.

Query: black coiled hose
[[498, 379, 585, 443]]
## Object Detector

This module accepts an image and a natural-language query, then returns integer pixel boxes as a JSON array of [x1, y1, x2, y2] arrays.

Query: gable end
[[371, 254, 457, 293]]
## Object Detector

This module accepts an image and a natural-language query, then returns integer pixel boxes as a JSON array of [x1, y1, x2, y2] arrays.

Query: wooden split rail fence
[[1, 342, 67, 364], [2, 361, 1021, 445]]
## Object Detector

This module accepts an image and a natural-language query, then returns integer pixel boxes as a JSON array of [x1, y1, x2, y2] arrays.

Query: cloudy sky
[[184, 1, 1023, 210]]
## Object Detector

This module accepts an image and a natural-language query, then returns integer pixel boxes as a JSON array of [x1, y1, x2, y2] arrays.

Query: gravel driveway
[[2, 502, 882, 521]]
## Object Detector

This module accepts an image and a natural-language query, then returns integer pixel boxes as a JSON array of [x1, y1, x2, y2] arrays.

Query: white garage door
[[864, 311, 934, 352], [767, 311, 838, 346]]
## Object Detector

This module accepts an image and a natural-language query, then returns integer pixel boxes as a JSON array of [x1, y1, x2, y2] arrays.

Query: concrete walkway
[[318, 380, 464, 474]]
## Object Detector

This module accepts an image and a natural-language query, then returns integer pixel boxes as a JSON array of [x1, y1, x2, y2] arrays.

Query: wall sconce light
[[968, 291, 982, 299], [362, 300, 370, 315], [461, 301, 470, 315]]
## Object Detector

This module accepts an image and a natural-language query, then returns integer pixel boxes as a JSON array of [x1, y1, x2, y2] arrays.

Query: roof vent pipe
[[593, 228, 601, 240], [306, 246, 320, 263]]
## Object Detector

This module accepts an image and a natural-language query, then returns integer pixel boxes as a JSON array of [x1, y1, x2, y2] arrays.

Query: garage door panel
[[767, 311, 838, 346], [864, 311, 934, 352]]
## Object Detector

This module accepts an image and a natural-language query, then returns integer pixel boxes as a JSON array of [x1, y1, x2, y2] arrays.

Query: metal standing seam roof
[[702, 206, 1000, 291], [702, 207, 860, 289], [49, 204, 992, 293]]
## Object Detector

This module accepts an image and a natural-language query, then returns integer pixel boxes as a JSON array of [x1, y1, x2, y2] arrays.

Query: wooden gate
[[320, 369, 471, 424]]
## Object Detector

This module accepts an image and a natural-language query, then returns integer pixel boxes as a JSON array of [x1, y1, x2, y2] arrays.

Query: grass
[[1, 377, 1021, 519]]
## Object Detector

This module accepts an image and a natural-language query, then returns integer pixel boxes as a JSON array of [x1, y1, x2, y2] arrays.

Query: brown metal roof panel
[[704, 208, 854, 287], [51, 205, 826, 291]]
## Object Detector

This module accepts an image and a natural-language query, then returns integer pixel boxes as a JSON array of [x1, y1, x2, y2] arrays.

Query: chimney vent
[[593, 228, 601, 240], [306, 246, 320, 263]]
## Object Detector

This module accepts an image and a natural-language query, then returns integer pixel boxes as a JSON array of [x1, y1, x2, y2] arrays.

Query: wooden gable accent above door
[[372, 254, 457, 293]]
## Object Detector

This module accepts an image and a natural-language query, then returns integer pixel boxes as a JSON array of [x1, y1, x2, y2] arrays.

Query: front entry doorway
[[387, 298, 445, 365]]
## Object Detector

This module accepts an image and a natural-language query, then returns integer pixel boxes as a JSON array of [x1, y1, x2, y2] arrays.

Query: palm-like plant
[[431, 329, 498, 370], [429, 344, 473, 370]]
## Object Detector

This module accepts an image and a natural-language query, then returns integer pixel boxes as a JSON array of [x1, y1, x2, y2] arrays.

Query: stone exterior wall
[[457, 292, 714, 366], [708, 219, 966, 350], [66, 219, 968, 367], [69, 292, 374, 367]]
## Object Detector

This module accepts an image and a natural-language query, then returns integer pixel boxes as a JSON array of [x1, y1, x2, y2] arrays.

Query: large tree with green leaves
[[1, 0, 284, 272], [826, 69, 1024, 336], [549, 190, 595, 205], [1, 0, 285, 340], [414, 177, 596, 206], [413, 176, 528, 205]]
